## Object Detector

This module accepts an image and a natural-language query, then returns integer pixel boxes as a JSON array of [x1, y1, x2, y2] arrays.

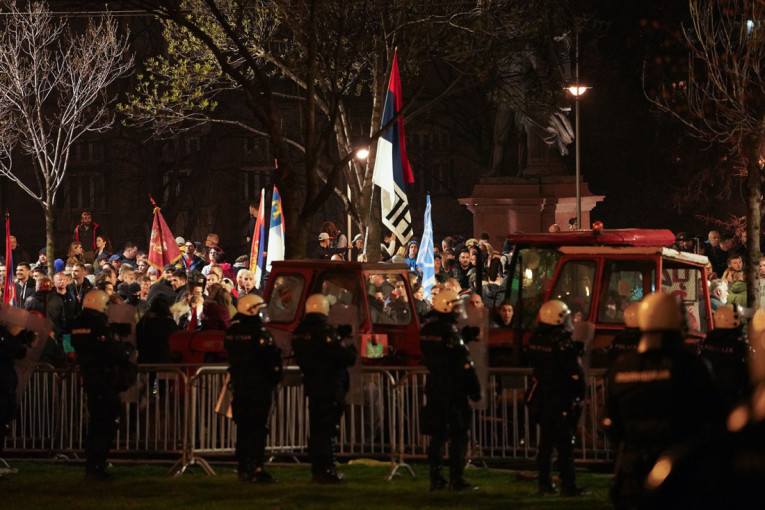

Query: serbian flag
[[3, 214, 15, 305], [372, 50, 414, 244], [416, 195, 435, 300], [147, 197, 183, 272], [249, 188, 266, 286], [265, 185, 284, 274]]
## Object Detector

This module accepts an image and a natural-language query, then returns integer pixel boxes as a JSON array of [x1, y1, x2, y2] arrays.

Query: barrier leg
[[170, 373, 217, 477], [386, 379, 415, 481], [0, 458, 19, 475]]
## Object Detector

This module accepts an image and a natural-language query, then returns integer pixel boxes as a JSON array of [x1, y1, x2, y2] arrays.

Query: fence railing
[[4, 364, 613, 476]]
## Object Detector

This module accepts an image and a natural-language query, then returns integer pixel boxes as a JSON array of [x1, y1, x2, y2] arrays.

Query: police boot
[[237, 459, 253, 482], [448, 476, 476, 492], [311, 468, 344, 484], [538, 481, 558, 495], [560, 485, 587, 497], [429, 466, 447, 491], [252, 468, 275, 484]]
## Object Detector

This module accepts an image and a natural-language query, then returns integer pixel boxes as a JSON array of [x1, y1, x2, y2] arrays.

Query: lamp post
[[567, 85, 588, 230], [349, 147, 369, 260]]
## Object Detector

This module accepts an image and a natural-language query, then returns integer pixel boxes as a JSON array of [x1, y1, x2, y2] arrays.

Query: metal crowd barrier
[[3, 364, 614, 475]]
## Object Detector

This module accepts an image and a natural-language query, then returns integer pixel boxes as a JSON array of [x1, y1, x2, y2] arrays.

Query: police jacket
[[0, 326, 28, 394], [606, 333, 723, 456], [609, 327, 642, 363], [224, 313, 282, 397], [700, 327, 750, 408], [419, 313, 481, 403], [292, 313, 357, 401], [71, 308, 133, 394], [527, 323, 586, 414]]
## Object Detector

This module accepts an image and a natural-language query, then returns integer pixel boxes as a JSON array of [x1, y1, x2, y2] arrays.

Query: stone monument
[[459, 120, 603, 247]]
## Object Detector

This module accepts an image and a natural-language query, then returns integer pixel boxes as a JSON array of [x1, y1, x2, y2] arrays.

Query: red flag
[[3, 213, 15, 305], [249, 188, 265, 279], [147, 199, 182, 272]]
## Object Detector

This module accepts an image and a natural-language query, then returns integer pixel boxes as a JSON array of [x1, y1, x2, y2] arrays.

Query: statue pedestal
[[458, 176, 604, 246]]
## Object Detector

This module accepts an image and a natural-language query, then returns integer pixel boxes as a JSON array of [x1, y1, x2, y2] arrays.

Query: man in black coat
[[13, 262, 35, 305], [224, 294, 282, 483], [311, 233, 346, 260], [700, 305, 750, 412], [527, 299, 586, 497], [292, 294, 357, 483], [606, 292, 724, 510], [146, 264, 177, 306], [0, 317, 38, 480], [23, 277, 66, 366], [71, 290, 136, 481], [420, 289, 482, 491]]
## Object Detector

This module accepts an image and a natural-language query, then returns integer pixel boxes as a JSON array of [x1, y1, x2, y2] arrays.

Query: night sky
[[581, 1, 741, 237]]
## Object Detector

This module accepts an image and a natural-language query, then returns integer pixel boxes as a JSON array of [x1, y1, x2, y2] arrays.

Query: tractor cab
[[491, 228, 712, 367], [169, 260, 421, 365], [263, 260, 421, 365]]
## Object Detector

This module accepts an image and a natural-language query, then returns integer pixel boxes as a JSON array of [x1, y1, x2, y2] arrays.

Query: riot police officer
[[224, 294, 282, 483], [609, 302, 642, 363], [71, 290, 136, 481], [291, 294, 357, 483], [419, 289, 481, 492], [0, 316, 38, 479], [526, 299, 585, 496], [606, 292, 724, 510], [700, 304, 750, 412]]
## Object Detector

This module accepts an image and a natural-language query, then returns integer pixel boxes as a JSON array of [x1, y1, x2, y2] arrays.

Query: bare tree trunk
[[746, 145, 762, 309], [45, 206, 55, 278]]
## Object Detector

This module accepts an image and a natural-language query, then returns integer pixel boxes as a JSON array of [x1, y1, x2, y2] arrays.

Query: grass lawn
[[2, 460, 614, 509]]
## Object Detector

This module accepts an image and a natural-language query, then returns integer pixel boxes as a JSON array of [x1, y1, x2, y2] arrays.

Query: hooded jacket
[[405, 239, 420, 273]]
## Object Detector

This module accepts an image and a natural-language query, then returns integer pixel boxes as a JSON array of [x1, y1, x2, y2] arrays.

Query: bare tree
[[120, 1, 578, 259], [0, 1, 133, 275], [647, 0, 765, 307]]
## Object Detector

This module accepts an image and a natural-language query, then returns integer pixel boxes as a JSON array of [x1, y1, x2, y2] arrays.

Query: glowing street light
[[355, 147, 369, 160], [567, 84, 588, 231]]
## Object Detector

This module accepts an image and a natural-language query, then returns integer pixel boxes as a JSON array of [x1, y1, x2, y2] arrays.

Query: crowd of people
[[2, 212, 763, 505]]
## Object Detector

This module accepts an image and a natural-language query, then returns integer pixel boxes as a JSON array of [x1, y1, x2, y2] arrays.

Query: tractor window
[[312, 271, 366, 324], [365, 272, 412, 326], [661, 264, 708, 334], [266, 274, 304, 323], [598, 260, 656, 324], [508, 247, 560, 329], [549, 260, 597, 323]]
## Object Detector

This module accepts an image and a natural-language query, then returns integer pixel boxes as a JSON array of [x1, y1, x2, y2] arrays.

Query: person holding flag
[[147, 197, 183, 273], [249, 189, 266, 289], [372, 50, 414, 246]]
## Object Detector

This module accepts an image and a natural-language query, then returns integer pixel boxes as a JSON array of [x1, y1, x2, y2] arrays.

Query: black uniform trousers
[[424, 397, 470, 480], [308, 391, 344, 475], [85, 390, 122, 473], [0, 389, 16, 457], [537, 410, 576, 490], [232, 393, 272, 474]]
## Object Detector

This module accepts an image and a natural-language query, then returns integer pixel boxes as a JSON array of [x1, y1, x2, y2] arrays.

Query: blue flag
[[266, 185, 285, 273], [416, 195, 435, 300]]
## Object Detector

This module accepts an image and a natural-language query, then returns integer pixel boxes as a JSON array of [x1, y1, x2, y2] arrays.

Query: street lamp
[[567, 84, 588, 231], [348, 146, 369, 260]]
